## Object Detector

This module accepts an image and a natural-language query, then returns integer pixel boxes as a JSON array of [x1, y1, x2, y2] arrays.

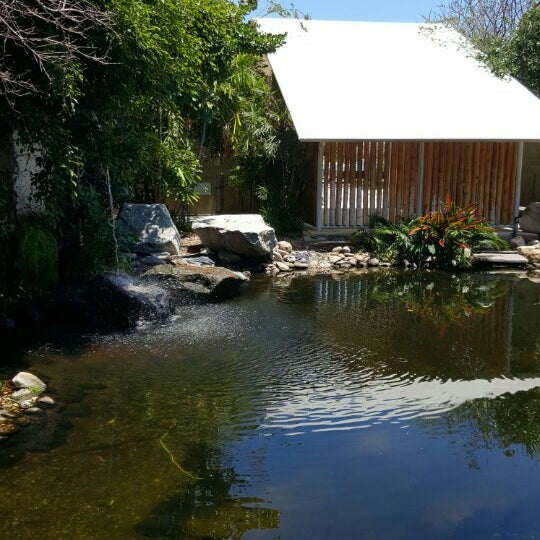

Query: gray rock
[[528, 239, 540, 246], [25, 407, 43, 414], [293, 262, 309, 269], [192, 214, 277, 258], [276, 262, 291, 272], [368, 258, 381, 267], [20, 398, 38, 409], [332, 246, 343, 253], [85, 272, 172, 328], [143, 264, 247, 302], [520, 202, 540, 234], [116, 203, 182, 255], [11, 388, 37, 402], [342, 246, 351, 254], [140, 255, 168, 266], [329, 255, 342, 264], [218, 250, 242, 264], [509, 236, 526, 249], [12, 372, 46, 392], [182, 255, 216, 267]]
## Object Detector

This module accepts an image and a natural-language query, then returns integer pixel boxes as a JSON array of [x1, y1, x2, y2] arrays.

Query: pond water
[[2, 270, 540, 539]]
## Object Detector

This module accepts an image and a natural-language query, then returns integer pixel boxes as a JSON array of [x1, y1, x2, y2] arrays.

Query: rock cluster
[[1, 372, 55, 441], [266, 242, 376, 275]]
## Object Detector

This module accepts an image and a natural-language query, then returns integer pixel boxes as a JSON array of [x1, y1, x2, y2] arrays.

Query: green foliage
[[2, 0, 288, 281], [226, 79, 308, 236], [432, 1, 539, 95], [369, 198, 507, 268], [494, 4, 540, 95], [16, 217, 59, 295]]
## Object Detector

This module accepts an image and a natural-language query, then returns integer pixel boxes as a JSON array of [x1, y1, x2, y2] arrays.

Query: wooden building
[[256, 19, 540, 231]]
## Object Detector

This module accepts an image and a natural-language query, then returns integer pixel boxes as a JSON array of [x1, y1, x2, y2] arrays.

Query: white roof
[[256, 19, 540, 142]]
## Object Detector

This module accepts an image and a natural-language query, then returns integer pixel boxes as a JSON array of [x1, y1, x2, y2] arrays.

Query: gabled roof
[[256, 19, 540, 142]]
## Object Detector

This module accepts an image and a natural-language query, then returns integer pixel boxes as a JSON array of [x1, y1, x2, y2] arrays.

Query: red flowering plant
[[370, 197, 507, 269]]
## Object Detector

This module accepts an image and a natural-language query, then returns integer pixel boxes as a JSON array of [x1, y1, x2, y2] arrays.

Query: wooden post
[[416, 142, 425, 216], [316, 141, 324, 232], [513, 142, 524, 236]]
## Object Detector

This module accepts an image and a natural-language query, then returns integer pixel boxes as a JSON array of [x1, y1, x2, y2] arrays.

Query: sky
[[261, 0, 444, 22]]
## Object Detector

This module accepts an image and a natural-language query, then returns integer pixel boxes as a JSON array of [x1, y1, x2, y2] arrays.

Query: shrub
[[16, 217, 59, 295], [370, 198, 507, 269]]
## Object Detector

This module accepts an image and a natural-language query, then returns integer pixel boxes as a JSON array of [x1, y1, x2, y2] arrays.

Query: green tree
[[1, 0, 285, 278], [430, 0, 539, 94]]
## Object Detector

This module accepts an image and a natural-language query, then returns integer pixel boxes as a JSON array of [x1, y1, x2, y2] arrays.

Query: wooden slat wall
[[321, 141, 517, 227], [420, 142, 517, 225]]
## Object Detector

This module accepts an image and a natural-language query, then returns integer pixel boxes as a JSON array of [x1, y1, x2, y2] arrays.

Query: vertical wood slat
[[502, 143, 516, 224], [444, 143, 454, 208], [489, 143, 500, 223], [495, 143, 507, 224], [377, 142, 384, 215], [362, 142, 370, 225], [320, 140, 516, 228], [482, 143, 493, 219], [336, 142, 344, 226], [355, 142, 363, 225], [369, 141, 378, 220], [400, 142, 410, 220], [423, 142, 433, 214], [350, 143, 358, 225], [343, 143, 350, 227], [472, 142, 481, 206], [323, 142, 330, 226], [383, 142, 391, 219]]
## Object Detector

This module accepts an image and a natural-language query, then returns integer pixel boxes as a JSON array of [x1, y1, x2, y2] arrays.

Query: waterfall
[[105, 168, 120, 274]]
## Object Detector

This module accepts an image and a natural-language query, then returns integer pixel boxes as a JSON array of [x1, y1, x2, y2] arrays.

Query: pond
[[2, 270, 540, 539]]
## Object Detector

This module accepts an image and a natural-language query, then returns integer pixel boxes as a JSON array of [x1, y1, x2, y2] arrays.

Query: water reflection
[[1, 271, 540, 539]]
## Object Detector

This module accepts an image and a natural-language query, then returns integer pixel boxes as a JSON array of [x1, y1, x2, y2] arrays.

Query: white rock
[[342, 246, 351, 254], [368, 258, 381, 267], [332, 246, 343, 253], [192, 214, 277, 257], [329, 255, 342, 264], [38, 396, 55, 407], [517, 245, 540, 264], [276, 262, 291, 272], [277, 240, 293, 253], [12, 372, 46, 392]]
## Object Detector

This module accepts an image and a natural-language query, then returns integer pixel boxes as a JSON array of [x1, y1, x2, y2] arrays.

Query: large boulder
[[116, 203, 181, 255], [520, 202, 540, 234], [143, 264, 248, 302], [85, 272, 172, 328], [192, 214, 277, 258]]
